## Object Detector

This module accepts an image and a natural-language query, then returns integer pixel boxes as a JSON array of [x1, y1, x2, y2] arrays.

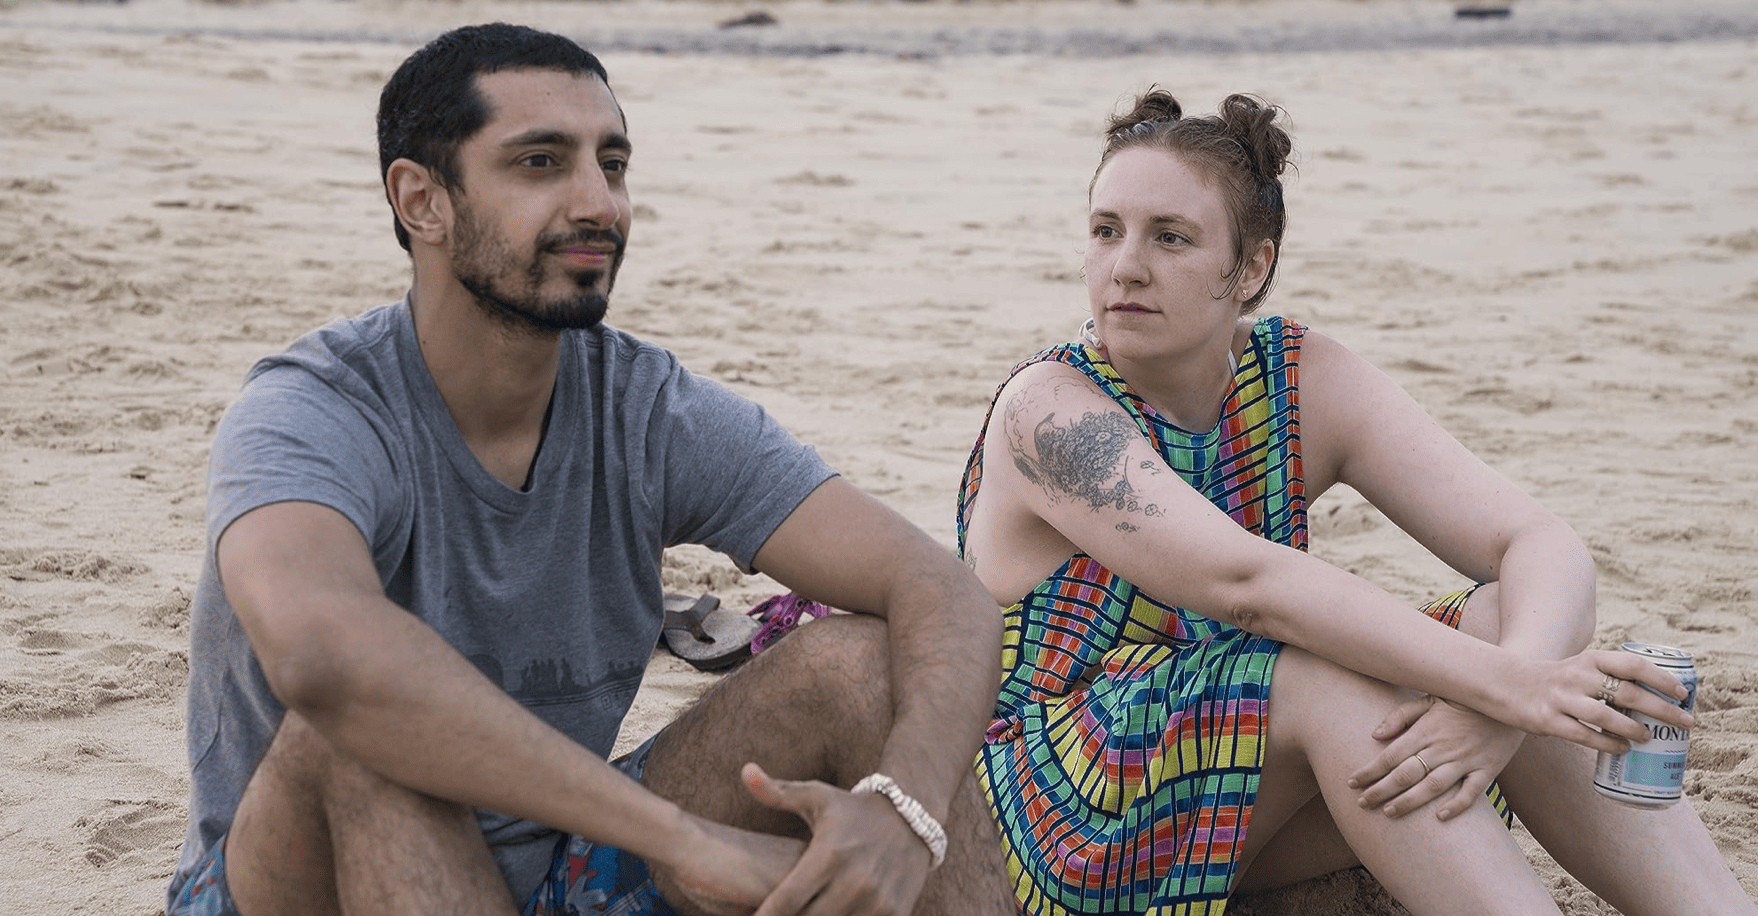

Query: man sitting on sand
[[166, 22, 1015, 916]]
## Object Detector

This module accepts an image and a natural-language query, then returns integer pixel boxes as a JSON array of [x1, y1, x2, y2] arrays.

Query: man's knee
[[760, 613, 891, 694], [229, 714, 507, 916], [257, 713, 373, 796], [249, 711, 473, 828], [729, 612, 896, 752], [647, 613, 898, 820], [246, 711, 343, 805]]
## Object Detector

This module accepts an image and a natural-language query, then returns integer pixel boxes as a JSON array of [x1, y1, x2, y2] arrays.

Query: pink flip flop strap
[[747, 593, 834, 653]]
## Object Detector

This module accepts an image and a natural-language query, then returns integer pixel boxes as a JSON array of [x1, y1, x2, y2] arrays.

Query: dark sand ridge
[[5, 0, 1758, 57]]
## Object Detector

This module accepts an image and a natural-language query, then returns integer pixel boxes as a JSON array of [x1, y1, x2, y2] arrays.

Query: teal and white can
[[1592, 643, 1697, 809]]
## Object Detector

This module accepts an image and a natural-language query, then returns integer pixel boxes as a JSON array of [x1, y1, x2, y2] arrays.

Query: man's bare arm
[[752, 476, 1002, 821], [219, 500, 797, 910], [747, 476, 1004, 914]]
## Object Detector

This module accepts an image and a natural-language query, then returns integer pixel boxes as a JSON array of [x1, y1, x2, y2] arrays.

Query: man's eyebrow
[[501, 129, 577, 149], [500, 129, 633, 154]]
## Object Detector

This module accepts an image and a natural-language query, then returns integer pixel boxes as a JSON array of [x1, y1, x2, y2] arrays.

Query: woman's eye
[[1160, 231, 1185, 245], [1092, 225, 1117, 239]]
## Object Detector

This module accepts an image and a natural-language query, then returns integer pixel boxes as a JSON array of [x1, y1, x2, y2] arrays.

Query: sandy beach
[[1, 0, 1755, 912]]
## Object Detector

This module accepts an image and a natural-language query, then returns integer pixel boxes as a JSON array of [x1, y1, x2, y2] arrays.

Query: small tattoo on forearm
[[1116, 521, 1139, 533]]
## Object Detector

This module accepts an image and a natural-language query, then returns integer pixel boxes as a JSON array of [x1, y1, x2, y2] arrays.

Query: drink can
[[1592, 642, 1697, 808]]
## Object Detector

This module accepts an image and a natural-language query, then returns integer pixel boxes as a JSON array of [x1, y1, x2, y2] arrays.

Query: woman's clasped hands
[[1347, 649, 1695, 821]]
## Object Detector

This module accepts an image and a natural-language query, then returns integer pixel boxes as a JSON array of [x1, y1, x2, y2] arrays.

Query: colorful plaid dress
[[958, 316, 1489, 915]]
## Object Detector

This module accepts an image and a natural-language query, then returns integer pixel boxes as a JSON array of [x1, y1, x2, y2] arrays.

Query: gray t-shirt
[[169, 300, 835, 903]]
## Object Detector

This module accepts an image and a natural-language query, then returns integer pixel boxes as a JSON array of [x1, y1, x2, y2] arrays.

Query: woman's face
[[1084, 147, 1253, 364]]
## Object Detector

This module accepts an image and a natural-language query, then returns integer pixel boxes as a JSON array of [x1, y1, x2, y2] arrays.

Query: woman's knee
[[1268, 645, 1410, 750], [1455, 582, 1502, 644]]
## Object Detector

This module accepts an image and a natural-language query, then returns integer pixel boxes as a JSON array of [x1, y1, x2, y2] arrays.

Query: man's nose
[[567, 167, 622, 227]]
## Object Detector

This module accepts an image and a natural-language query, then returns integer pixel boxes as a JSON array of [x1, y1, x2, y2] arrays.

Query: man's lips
[[541, 228, 625, 270], [554, 247, 616, 268]]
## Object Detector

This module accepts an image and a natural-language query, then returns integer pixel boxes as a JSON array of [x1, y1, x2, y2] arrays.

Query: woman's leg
[[1452, 586, 1757, 915], [1497, 735, 1755, 915], [1236, 644, 1560, 916], [1230, 794, 1356, 895], [1239, 584, 1756, 915]]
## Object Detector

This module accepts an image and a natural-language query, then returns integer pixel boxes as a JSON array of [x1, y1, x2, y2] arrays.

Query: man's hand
[[741, 763, 934, 916], [1347, 695, 1525, 821], [655, 814, 804, 916]]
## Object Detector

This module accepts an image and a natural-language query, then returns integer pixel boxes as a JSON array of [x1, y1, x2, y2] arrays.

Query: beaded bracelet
[[851, 773, 948, 870]]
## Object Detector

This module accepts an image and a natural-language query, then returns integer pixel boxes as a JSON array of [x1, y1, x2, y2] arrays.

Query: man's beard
[[451, 203, 624, 335]]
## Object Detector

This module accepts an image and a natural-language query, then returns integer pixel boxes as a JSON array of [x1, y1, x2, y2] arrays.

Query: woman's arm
[[975, 360, 1687, 752], [1297, 329, 1601, 817], [1300, 329, 1595, 662]]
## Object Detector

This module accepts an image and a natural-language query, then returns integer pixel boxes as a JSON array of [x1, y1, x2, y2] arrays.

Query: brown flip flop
[[661, 593, 759, 672]]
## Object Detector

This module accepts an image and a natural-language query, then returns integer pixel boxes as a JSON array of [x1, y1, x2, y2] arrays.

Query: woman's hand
[[1348, 695, 1525, 820], [1348, 648, 1695, 822], [1503, 649, 1694, 752]]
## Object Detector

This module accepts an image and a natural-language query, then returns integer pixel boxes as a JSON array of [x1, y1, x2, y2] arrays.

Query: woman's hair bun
[[1104, 88, 1183, 146], [1216, 93, 1292, 181]]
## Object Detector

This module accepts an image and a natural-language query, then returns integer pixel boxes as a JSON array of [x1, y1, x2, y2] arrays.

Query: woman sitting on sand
[[956, 88, 1755, 915]]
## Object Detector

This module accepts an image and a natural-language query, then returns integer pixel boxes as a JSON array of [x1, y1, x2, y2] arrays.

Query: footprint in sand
[[0, 642, 187, 719], [75, 798, 184, 869], [0, 548, 147, 584], [0, 102, 88, 140], [141, 587, 191, 631], [15, 626, 98, 656]]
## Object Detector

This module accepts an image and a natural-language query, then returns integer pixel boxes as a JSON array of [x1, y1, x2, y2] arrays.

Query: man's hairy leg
[[226, 711, 519, 916], [912, 768, 1015, 916], [643, 614, 1014, 915]]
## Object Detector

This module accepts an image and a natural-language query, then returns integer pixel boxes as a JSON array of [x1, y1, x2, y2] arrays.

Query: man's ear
[[386, 158, 452, 248]]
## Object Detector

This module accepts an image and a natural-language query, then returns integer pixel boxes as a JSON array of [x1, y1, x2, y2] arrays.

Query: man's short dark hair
[[377, 23, 613, 251]]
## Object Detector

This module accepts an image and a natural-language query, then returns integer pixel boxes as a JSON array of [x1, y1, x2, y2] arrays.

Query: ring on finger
[[1594, 673, 1622, 704], [1412, 752, 1431, 777]]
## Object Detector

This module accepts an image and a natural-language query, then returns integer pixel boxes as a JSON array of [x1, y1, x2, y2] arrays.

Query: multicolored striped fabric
[[958, 316, 1503, 915]]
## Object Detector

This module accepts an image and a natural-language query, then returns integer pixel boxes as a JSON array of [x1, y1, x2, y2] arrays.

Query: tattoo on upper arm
[[1004, 378, 1164, 525]]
